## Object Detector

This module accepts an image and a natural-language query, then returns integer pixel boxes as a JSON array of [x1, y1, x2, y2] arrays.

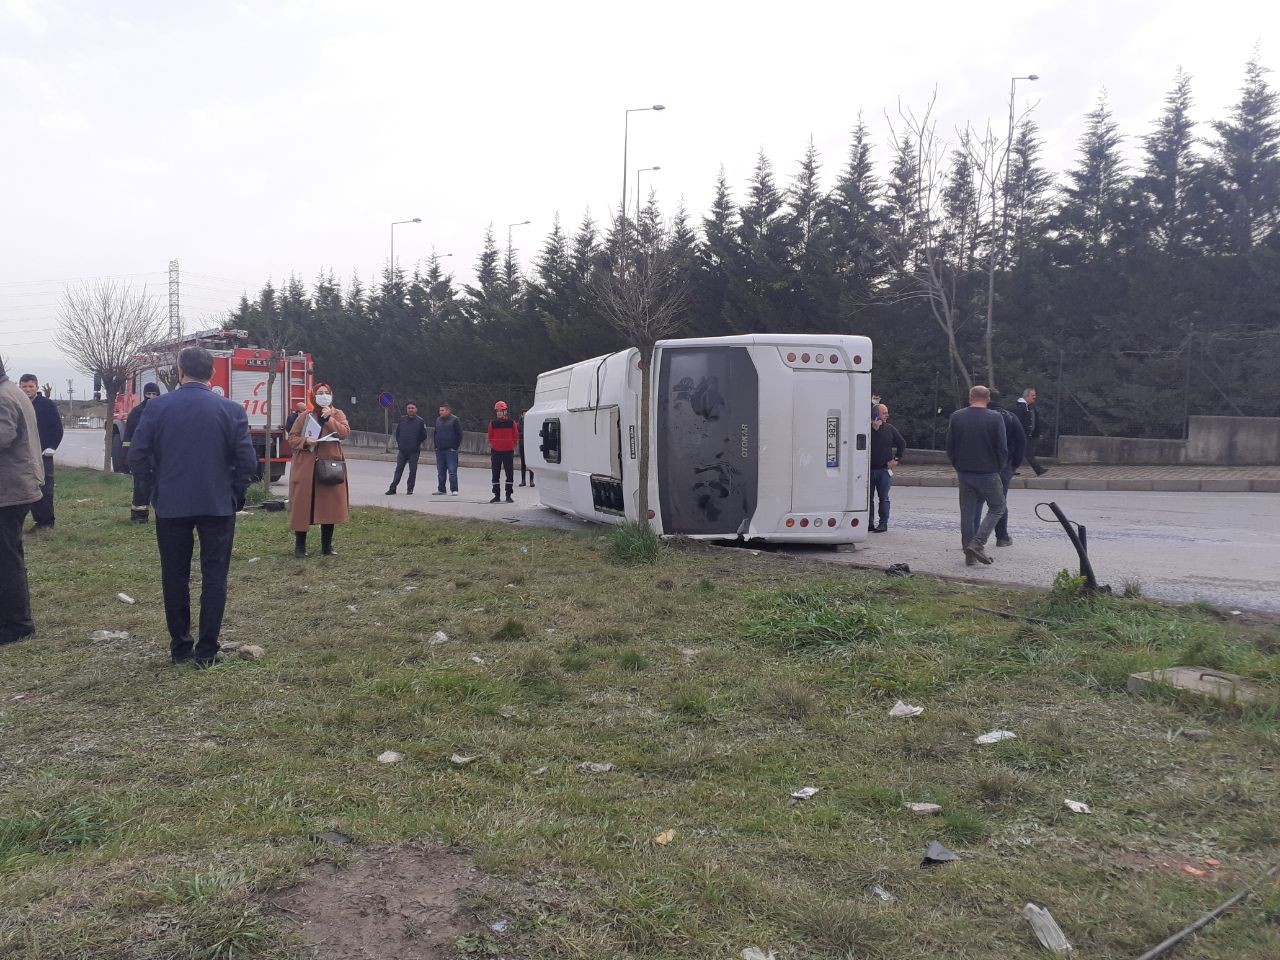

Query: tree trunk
[[636, 343, 653, 526], [102, 386, 117, 471]]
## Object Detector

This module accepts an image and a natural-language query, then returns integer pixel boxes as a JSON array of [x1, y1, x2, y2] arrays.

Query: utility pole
[[66, 379, 75, 421], [168, 259, 181, 340]]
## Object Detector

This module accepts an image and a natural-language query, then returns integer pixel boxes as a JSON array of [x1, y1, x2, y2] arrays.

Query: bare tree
[[589, 224, 690, 523], [55, 281, 165, 469], [881, 95, 975, 396]]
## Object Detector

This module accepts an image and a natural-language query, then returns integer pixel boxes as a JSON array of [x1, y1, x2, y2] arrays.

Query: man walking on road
[[487, 400, 519, 504], [385, 402, 429, 495], [18, 374, 63, 531], [1014, 388, 1049, 476], [869, 403, 905, 533], [0, 358, 44, 646], [973, 391, 1026, 548], [947, 385, 1008, 566], [128, 347, 258, 667], [432, 403, 463, 496]]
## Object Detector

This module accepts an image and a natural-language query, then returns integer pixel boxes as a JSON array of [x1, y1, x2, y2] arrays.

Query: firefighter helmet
[[494, 400, 508, 411]]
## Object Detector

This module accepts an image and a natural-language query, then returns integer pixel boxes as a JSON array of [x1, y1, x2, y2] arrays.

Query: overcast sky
[[2, 0, 1275, 398]]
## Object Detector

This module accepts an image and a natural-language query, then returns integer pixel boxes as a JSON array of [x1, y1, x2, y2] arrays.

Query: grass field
[[2, 467, 1278, 959]]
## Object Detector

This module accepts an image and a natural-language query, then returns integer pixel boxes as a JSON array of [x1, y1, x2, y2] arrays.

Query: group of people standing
[[384, 400, 533, 503]]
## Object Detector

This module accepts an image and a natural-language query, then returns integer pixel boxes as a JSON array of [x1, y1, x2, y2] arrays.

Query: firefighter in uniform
[[124, 382, 161, 523], [487, 400, 519, 504]]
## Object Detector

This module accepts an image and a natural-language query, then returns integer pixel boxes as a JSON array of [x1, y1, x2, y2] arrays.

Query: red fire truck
[[111, 328, 315, 482]]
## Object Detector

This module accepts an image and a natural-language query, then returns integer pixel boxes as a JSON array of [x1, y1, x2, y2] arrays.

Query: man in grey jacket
[[946, 385, 1008, 566], [0, 358, 45, 645]]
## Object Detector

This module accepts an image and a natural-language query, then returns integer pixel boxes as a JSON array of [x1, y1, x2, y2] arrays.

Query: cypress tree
[[1054, 92, 1129, 263], [1138, 68, 1201, 255], [1206, 53, 1280, 252]]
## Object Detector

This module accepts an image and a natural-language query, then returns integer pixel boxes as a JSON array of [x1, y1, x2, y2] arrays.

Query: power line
[[0, 272, 167, 288]]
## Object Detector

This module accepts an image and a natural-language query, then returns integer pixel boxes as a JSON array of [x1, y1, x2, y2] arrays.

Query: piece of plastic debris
[[238, 644, 266, 661], [519, 546, 529, 554], [220, 641, 243, 651], [1021, 902, 1072, 954], [654, 829, 675, 846], [921, 841, 959, 866], [1230, 610, 1241, 616], [489, 919, 509, 933], [544, 628, 557, 634], [377, 750, 404, 764], [469, 655, 485, 664], [247, 557, 260, 564], [885, 562, 912, 577], [1182, 865, 1207, 878], [1064, 800, 1091, 814], [116, 593, 135, 605], [905, 802, 942, 815], [790, 786, 821, 800], [889, 699, 924, 718], [430, 630, 449, 644], [741, 949, 777, 960], [505, 582, 516, 588], [309, 831, 352, 845], [450, 753, 481, 765], [1180, 728, 1212, 741], [12, 693, 28, 701], [869, 884, 896, 903], [89, 630, 130, 642], [402, 584, 418, 592], [533, 766, 548, 775], [346, 604, 358, 613], [1204, 857, 1221, 867], [577, 761, 615, 774], [975, 729, 1017, 745]]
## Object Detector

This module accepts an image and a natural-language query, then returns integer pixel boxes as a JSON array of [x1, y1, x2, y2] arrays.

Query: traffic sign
[[378, 391, 394, 409]]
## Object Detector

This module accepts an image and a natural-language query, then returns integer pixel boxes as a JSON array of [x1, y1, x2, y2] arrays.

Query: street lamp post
[[621, 105, 665, 222], [507, 219, 532, 253], [635, 166, 661, 220], [1001, 75, 1039, 261], [390, 217, 422, 273]]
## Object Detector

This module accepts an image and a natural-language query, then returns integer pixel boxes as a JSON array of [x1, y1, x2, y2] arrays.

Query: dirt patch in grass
[[268, 845, 484, 959]]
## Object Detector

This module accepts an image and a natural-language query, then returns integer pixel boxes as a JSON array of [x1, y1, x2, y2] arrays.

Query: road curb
[[893, 475, 1279, 494]]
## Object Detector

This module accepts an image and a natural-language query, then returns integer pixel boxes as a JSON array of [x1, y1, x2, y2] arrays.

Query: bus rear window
[[656, 346, 759, 536], [539, 418, 562, 464]]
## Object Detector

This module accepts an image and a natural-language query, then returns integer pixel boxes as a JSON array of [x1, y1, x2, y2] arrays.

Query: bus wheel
[[111, 428, 129, 474]]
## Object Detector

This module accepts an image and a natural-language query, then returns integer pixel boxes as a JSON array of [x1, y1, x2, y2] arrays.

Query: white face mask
[[314, 394, 333, 407]]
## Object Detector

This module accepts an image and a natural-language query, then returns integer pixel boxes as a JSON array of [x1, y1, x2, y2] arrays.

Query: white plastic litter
[[1064, 799, 1091, 814], [975, 729, 1017, 745], [889, 699, 924, 718], [89, 630, 130, 641], [790, 786, 821, 800], [905, 802, 943, 815], [430, 630, 449, 644], [577, 761, 615, 774], [1021, 902, 1073, 954], [742, 949, 777, 960], [247, 557, 260, 564], [346, 604, 358, 612], [377, 750, 404, 764], [870, 884, 896, 903], [449, 753, 481, 765], [116, 593, 135, 605]]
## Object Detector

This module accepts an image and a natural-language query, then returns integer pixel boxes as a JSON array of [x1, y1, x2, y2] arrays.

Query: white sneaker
[[450, 491, 459, 496]]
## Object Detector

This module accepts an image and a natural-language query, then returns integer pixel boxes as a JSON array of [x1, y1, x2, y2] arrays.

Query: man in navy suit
[[128, 346, 258, 666]]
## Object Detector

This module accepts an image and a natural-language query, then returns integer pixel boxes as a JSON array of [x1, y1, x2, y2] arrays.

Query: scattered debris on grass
[[1022, 902, 1072, 954], [1128, 666, 1260, 704], [1064, 800, 1091, 814], [741, 949, 777, 960], [576, 761, 615, 774], [449, 753, 481, 766], [309, 831, 353, 845], [532, 766, 548, 775], [654, 829, 675, 846], [975, 729, 1017, 745], [489, 918, 510, 933], [885, 562, 912, 577], [247, 556, 260, 563], [790, 786, 821, 800], [346, 604, 359, 613], [430, 630, 450, 645], [921, 841, 959, 866], [869, 884, 896, 903], [116, 593, 135, 605], [238, 644, 266, 661], [905, 802, 942, 815], [1181, 865, 1207, 878], [889, 699, 924, 718], [377, 750, 404, 764], [89, 630, 130, 642]]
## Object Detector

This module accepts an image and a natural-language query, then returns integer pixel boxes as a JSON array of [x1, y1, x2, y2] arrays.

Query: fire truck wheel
[[111, 428, 130, 474]]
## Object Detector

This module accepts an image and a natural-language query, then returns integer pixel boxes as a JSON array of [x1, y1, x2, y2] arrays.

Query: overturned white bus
[[526, 334, 873, 544]]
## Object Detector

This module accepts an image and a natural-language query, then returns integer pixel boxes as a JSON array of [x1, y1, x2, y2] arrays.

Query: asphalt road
[[56, 430, 1280, 612]]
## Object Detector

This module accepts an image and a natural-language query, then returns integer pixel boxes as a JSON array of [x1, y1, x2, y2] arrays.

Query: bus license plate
[[826, 417, 839, 467]]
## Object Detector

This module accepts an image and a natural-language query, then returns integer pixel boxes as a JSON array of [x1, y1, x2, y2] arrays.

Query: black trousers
[[390, 449, 421, 491], [131, 471, 151, 511], [491, 450, 514, 495], [0, 503, 34, 642], [155, 514, 236, 658], [29, 456, 55, 525]]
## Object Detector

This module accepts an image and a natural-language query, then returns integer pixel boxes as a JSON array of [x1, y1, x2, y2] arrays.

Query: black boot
[[505, 484, 514, 503], [321, 524, 336, 556], [294, 532, 307, 558], [130, 507, 149, 524], [489, 485, 501, 504]]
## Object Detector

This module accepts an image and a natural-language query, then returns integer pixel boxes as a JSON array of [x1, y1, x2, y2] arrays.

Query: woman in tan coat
[[287, 382, 351, 557]]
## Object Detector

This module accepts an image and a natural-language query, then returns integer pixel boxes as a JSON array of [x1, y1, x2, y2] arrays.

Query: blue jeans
[[870, 468, 892, 526], [957, 471, 1007, 548], [970, 469, 1013, 541], [435, 449, 459, 492]]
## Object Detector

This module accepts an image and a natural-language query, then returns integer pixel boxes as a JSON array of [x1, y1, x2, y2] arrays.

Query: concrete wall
[[1057, 436, 1188, 465], [1187, 416, 1280, 465], [347, 429, 490, 456], [1057, 417, 1280, 466]]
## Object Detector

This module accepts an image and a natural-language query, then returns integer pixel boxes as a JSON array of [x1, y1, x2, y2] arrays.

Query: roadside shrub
[[609, 522, 660, 565]]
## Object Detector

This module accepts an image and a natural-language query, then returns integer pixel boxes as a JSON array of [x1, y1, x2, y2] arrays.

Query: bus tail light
[[850, 518, 859, 527], [785, 518, 795, 528], [786, 352, 796, 362], [828, 518, 836, 526], [799, 518, 809, 527], [853, 354, 862, 364], [801, 353, 811, 363], [829, 354, 838, 364]]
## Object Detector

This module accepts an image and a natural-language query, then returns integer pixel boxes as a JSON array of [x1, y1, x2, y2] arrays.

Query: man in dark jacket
[[123, 382, 161, 523], [868, 403, 905, 533], [385, 402, 429, 495], [946, 385, 1008, 566], [432, 403, 463, 496], [487, 400, 519, 504], [0, 358, 44, 646], [1013, 387, 1049, 476], [17, 374, 63, 531], [128, 347, 257, 667], [972, 392, 1027, 548]]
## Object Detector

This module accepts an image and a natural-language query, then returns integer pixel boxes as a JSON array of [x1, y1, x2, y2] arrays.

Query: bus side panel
[[655, 346, 759, 536]]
